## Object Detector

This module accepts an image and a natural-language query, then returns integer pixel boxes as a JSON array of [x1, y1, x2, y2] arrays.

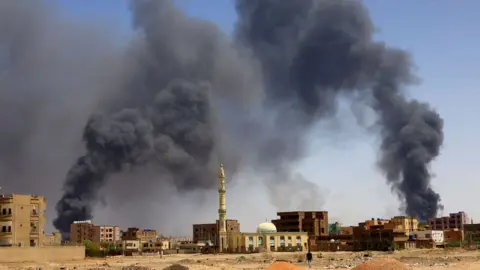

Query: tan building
[[389, 216, 418, 236], [70, 220, 120, 244], [193, 219, 240, 245], [44, 232, 62, 245], [0, 193, 46, 247], [97, 225, 121, 242], [228, 222, 308, 253]]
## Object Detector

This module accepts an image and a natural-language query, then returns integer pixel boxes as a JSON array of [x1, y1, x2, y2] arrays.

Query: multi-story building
[[428, 212, 469, 230], [272, 211, 329, 237], [390, 216, 418, 236], [192, 219, 240, 246], [97, 225, 121, 242], [271, 211, 328, 251], [0, 193, 46, 247], [70, 220, 120, 244], [70, 220, 95, 244], [121, 227, 158, 242]]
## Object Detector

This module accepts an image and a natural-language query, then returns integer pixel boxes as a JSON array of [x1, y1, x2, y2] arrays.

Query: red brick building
[[428, 212, 469, 230]]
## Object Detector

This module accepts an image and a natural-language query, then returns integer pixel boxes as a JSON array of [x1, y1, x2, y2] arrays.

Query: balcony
[[0, 214, 12, 221]]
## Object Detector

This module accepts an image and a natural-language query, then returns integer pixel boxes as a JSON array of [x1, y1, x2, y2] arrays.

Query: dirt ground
[[2, 249, 480, 270]]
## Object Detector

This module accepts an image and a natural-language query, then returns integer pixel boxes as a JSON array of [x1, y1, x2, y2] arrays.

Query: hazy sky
[[52, 0, 480, 231]]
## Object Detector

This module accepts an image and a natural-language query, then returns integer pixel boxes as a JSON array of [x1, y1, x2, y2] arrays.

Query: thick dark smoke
[[234, 0, 443, 221], [0, 0, 444, 233], [0, 0, 124, 228]]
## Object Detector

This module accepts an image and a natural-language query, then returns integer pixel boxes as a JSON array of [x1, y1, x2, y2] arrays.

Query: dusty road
[[1, 249, 480, 269]]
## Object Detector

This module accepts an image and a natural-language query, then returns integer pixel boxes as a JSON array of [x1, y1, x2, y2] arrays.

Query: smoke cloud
[[0, 0, 444, 233], [234, 0, 443, 222]]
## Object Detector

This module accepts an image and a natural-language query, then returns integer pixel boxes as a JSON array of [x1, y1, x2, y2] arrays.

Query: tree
[[84, 240, 102, 257]]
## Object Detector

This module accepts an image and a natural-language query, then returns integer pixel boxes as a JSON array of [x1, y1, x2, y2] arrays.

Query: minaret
[[218, 164, 227, 253]]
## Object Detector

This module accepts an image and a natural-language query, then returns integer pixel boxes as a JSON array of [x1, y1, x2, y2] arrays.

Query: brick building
[[428, 211, 469, 230], [464, 223, 480, 243], [122, 227, 157, 242], [272, 211, 329, 236], [271, 211, 328, 251], [70, 220, 120, 244], [193, 219, 240, 246], [0, 194, 46, 247]]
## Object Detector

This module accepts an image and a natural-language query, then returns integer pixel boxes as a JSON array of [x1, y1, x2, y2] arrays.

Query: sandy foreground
[[1, 249, 480, 270]]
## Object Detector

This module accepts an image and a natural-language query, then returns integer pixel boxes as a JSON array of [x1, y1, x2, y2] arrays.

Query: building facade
[[464, 223, 480, 243], [0, 194, 46, 247], [428, 212, 469, 230], [193, 219, 240, 245], [272, 211, 328, 251], [228, 222, 308, 253], [272, 211, 329, 237], [412, 230, 444, 244], [444, 229, 464, 242], [388, 216, 419, 236], [70, 220, 119, 244], [97, 225, 121, 242], [44, 232, 62, 245]]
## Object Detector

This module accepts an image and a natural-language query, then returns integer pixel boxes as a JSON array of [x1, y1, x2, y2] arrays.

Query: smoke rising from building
[[0, 0, 444, 233], [234, 0, 444, 222]]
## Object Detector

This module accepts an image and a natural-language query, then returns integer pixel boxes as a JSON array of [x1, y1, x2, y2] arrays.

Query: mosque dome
[[256, 222, 277, 233]]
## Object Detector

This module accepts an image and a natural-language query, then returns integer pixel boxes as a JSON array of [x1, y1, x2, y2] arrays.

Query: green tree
[[84, 240, 102, 257]]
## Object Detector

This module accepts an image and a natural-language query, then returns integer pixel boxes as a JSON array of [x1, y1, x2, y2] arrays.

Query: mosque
[[192, 164, 309, 253]]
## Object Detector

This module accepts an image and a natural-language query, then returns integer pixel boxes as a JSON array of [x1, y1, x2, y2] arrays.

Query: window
[[248, 236, 253, 245], [1, 226, 6, 232], [280, 236, 285, 247], [7, 226, 11, 232], [8, 209, 11, 215], [269, 236, 275, 247], [258, 236, 263, 245], [296, 236, 301, 246], [1, 209, 5, 215]]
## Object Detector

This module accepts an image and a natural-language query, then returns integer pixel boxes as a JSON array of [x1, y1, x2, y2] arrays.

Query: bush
[[84, 240, 103, 257]]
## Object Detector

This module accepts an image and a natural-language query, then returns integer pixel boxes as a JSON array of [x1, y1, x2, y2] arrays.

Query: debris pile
[[265, 261, 302, 270], [353, 258, 411, 270], [162, 264, 189, 270]]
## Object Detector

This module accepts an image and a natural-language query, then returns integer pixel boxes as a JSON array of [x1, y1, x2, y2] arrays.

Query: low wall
[[0, 246, 85, 263]]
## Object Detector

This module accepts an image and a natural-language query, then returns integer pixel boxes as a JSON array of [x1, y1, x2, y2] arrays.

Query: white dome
[[256, 222, 277, 233]]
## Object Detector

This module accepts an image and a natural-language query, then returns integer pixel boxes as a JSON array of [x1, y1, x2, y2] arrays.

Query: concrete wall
[[0, 246, 85, 263]]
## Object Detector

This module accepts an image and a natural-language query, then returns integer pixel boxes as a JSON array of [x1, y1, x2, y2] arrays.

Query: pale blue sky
[[54, 0, 480, 231]]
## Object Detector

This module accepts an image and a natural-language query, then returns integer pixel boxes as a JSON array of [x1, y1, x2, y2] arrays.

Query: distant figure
[[306, 250, 313, 268]]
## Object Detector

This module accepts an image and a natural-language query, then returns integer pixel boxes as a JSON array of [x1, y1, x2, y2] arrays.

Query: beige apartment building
[[0, 193, 46, 247], [70, 220, 120, 244], [390, 216, 419, 236]]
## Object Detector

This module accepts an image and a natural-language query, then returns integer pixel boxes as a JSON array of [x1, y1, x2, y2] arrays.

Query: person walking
[[306, 249, 313, 268]]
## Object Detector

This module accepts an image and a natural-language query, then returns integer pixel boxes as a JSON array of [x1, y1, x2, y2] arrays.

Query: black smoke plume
[[0, 0, 444, 233], [234, 0, 444, 221]]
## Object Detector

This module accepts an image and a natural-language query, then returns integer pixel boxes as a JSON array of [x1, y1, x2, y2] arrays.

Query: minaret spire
[[218, 164, 227, 253]]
